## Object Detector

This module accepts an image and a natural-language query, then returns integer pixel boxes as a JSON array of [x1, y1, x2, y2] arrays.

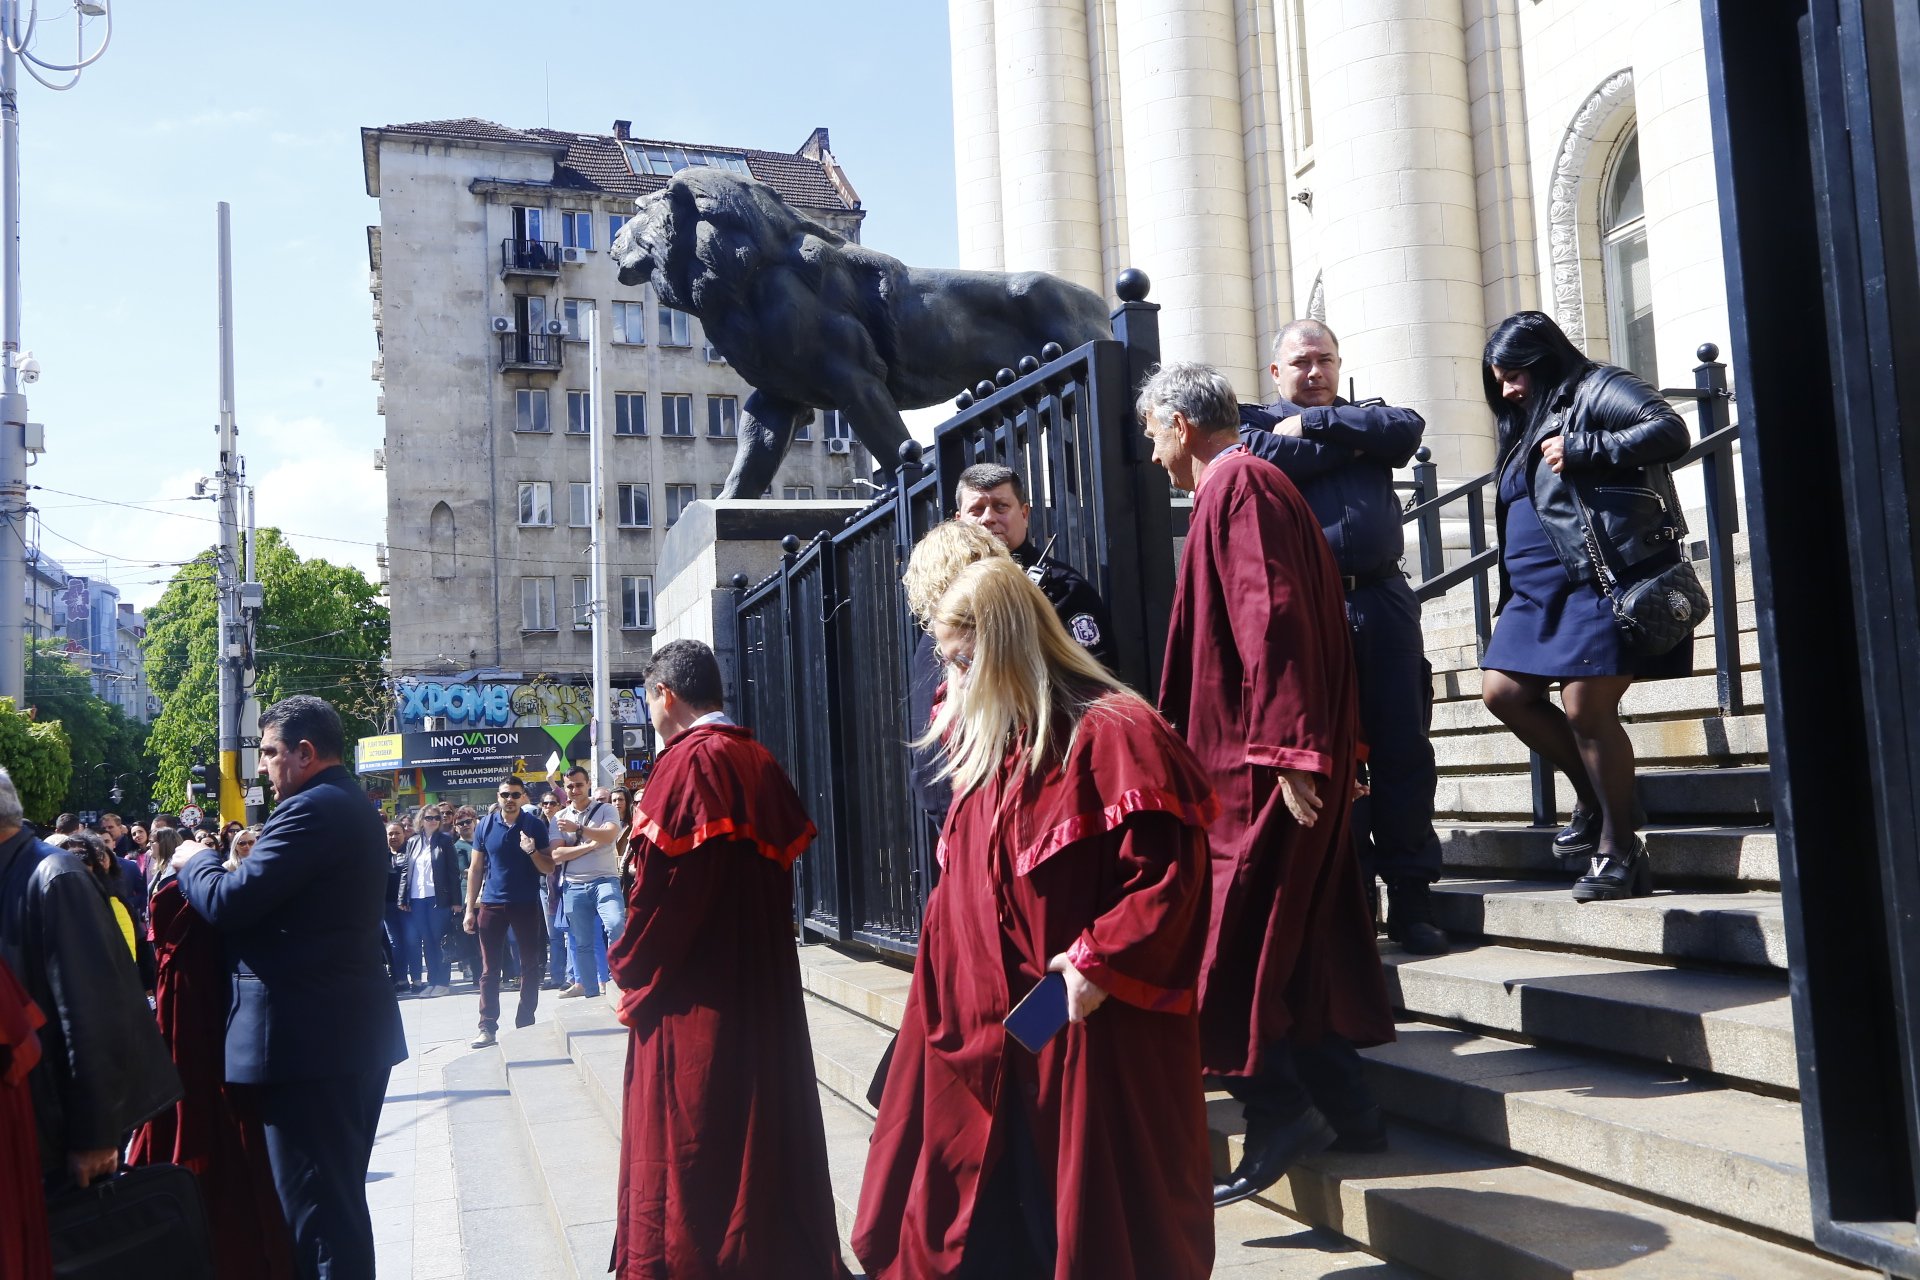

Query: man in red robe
[[1143, 360, 1397, 1207], [607, 639, 848, 1280]]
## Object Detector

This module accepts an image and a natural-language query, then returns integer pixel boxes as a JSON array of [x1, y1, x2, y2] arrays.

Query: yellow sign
[[357, 735, 403, 767]]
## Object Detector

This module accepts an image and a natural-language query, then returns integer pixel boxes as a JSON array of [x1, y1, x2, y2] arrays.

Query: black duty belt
[[1341, 567, 1403, 592]]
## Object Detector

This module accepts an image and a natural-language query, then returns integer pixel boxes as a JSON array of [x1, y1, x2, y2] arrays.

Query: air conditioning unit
[[490, 315, 514, 333], [372, 447, 385, 471], [544, 318, 568, 336], [704, 344, 727, 364], [827, 438, 850, 456], [561, 246, 587, 264]]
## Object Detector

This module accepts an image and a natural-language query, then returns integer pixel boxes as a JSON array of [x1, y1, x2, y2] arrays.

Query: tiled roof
[[374, 118, 853, 213]]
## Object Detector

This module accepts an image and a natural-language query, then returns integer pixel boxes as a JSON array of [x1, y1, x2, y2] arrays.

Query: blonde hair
[[902, 520, 1010, 627], [921, 557, 1143, 795], [225, 825, 262, 872]]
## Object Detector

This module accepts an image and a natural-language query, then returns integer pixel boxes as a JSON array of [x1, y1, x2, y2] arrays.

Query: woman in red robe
[[608, 638, 849, 1280], [128, 839, 294, 1280], [0, 956, 50, 1280], [855, 556, 1219, 1280]]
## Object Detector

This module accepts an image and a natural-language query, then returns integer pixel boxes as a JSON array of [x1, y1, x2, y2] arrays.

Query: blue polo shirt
[[475, 809, 550, 906]]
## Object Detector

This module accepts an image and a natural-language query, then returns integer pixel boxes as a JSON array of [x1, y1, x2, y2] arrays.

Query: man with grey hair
[[0, 767, 179, 1194], [1240, 319, 1448, 957], [1143, 360, 1395, 1207]]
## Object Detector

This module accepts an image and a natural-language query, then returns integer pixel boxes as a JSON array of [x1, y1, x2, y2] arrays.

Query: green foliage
[[0, 697, 72, 823], [23, 639, 151, 815], [146, 531, 389, 804]]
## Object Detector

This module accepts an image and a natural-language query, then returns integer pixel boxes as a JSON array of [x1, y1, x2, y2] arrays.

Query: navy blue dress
[[1482, 456, 1691, 681]]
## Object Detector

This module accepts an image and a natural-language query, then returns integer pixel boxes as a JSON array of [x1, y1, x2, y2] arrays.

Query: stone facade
[[954, 0, 1733, 479], [361, 119, 876, 694]]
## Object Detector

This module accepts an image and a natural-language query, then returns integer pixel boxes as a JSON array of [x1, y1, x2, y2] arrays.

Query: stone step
[[442, 1039, 575, 1280], [1236, 1117, 1874, 1280], [1436, 822, 1780, 885], [1434, 765, 1773, 824], [1429, 670, 1768, 731], [1425, 627, 1762, 679], [1359, 1023, 1814, 1242], [1429, 879, 1788, 970], [499, 1022, 622, 1279], [1433, 714, 1768, 774], [1382, 942, 1796, 1091]]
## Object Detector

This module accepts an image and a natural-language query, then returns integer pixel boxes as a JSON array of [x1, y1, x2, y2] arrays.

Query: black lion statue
[[611, 168, 1114, 498]]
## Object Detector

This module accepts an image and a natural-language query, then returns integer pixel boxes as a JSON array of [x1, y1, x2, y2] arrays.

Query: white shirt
[[408, 835, 438, 899], [558, 799, 621, 883]]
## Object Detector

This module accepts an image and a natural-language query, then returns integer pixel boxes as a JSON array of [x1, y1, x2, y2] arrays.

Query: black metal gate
[[734, 277, 1168, 957]]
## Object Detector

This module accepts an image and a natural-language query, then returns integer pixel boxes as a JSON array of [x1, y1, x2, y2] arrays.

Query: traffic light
[[188, 764, 210, 801]]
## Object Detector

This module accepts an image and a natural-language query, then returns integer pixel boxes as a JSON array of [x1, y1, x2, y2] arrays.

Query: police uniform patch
[[1070, 613, 1101, 648]]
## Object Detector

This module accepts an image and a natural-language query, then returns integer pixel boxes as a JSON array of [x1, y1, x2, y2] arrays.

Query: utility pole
[[215, 202, 254, 824], [587, 307, 612, 782]]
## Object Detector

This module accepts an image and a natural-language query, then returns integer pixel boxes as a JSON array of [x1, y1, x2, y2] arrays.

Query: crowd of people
[[0, 308, 1699, 1279]]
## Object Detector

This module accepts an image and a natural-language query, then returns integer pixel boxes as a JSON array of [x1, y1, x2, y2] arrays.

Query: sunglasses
[[422, 815, 441, 821], [498, 791, 524, 800]]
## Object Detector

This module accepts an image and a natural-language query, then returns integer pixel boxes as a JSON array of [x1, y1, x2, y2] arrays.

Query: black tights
[[1482, 671, 1639, 859]]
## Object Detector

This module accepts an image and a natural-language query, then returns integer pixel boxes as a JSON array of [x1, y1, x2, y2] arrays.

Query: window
[[511, 205, 545, 244], [666, 483, 697, 528], [794, 415, 812, 442], [517, 482, 552, 527], [560, 211, 594, 250], [521, 576, 556, 631], [621, 142, 752, 177], [607, 214, 627, 247], [566, 390, 593, 435], [562, 298, 595, 342], [515, 388, 550, 433], [571, 577, 592, 630], [514, 293, 548, 335], [1602, 128, 1657, 383], [614, 392, 646, 436], [430, 502, 455, 578], [568, 482, 591, 528], [822, 409, 852, 440], [826, 486, 858, 501], [782, 486, 815, 500], [612, 300, 646, 344], [661, 394, 693, 437], [621, 576, 654, 630], [707, 395, 738, 438], [617, 483, 650, 528], [658, 303, 691, 347]]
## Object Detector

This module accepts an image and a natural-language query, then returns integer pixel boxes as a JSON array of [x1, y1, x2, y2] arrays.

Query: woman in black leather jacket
[[1479, 312, 1692, 902]]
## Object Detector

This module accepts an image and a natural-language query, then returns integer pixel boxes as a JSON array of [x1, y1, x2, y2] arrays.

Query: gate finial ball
[[1115, 268, 1150, 303]]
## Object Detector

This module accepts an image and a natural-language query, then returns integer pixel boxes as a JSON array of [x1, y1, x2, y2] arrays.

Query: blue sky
[[20, 0, 957, 607]]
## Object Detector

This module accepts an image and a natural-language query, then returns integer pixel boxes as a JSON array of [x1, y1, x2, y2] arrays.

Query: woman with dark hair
[[1479, 310, 1693, 901]]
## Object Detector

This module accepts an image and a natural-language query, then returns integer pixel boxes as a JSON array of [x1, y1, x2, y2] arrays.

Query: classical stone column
[[1307, 0, 1492, 477], [1235, 0, 1295, 369], [950, 0, 1006, 270], [991, 0, 1105, 293], [1114, 0, 1259, 394]]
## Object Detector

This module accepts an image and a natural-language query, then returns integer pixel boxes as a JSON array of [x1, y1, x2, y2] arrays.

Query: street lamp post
[[0, 0, 112, 706]]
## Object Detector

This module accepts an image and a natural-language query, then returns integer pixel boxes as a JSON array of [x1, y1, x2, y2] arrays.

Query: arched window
[[429, 502, 455, 580], [1602, 129, 1657, 380]]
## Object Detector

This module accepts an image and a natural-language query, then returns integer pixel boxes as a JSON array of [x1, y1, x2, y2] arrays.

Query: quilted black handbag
[[1573, 477, 1711, 657]]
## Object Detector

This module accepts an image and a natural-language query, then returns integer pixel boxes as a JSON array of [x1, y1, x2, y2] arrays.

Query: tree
[[0, 697, 71, 824], [146, 531, 389, 805], [23, 639, 151, 816]]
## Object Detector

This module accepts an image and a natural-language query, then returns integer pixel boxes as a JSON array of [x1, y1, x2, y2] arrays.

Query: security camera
[[13, 351, 40, 384]]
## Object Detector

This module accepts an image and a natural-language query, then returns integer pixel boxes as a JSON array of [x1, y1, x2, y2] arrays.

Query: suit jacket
[[396, 830, 463, 910], [179, 764, 408, 1085]]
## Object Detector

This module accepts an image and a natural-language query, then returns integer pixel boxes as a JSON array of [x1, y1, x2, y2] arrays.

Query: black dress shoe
[[1553, 805, 1602, 862], [1385, 880, 1450, 956], [1213, 1106, 1337, 1207], [1572, 838, 1652, 902], [1326, 1105, 1389, 1154]]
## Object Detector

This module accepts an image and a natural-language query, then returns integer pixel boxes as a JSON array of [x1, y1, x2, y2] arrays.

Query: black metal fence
[[499, 332, 564, 370], [501, 238, 561, 274], [734, 276, 1169, 956]]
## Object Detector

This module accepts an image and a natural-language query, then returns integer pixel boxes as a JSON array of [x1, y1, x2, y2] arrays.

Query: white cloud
[[134, 108, 267, 138]]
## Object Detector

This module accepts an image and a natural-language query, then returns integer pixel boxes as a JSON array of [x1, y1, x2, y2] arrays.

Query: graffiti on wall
[[396, 675, 649, 731]]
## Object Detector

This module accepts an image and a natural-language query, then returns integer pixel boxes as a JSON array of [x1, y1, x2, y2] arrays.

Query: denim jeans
[[402, 898, 451, 988], [540, 879, 572, 984], [563, 878, 624, 995]]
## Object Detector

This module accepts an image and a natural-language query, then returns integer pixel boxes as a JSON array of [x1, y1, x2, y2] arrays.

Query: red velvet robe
[[126, 879, 293, 1280], [608, 722, 849, 1280], [854, 694, 1219, 1280], [0, 957, 49, 1280], [1159, 448, 1395, 1076]]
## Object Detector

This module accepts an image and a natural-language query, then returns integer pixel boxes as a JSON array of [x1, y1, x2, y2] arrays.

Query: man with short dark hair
[[608, 639, 845, 1277], [463, 776, 554, 1048], [1240, 320, 1448, 955], [551, 765, 622, 1000], [175, 694, 408, 1279], [953, 461, 1115, 670], [1142, 361, 1396, 1207]]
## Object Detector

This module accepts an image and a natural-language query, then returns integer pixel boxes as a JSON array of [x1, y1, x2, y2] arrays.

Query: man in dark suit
[[177, 696, 408, 1279]]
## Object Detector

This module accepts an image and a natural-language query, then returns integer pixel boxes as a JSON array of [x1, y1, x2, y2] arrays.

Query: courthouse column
[[991, 0, 1106, 293], [950, 0, 1006, 270], [1308, 0, 1492, 477], [1115, 0, 1259, 394]]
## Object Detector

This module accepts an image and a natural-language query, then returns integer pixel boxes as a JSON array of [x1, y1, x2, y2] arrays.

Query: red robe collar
[[631, 723, 817, 870]]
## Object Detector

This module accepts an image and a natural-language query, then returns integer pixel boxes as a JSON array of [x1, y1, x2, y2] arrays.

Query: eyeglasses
[[422, 815, 440, 822], [541, 798, 560, 807], [497, 791, 524, 800]]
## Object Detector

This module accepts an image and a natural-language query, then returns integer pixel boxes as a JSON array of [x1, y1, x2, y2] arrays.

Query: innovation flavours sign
[[357, 724, 591, 791]]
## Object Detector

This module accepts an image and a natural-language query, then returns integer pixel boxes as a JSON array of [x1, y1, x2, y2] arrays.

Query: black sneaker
[[1385, 879, 1450, 955]]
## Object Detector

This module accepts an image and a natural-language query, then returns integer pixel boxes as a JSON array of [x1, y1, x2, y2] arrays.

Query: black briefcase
[[47, 1163, 214, 1279]]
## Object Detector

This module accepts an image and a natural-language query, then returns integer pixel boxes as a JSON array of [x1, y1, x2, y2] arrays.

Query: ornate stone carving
[[1548, 70, 1635, 347]]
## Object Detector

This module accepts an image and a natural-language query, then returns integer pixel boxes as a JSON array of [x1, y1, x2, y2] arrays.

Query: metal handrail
[[501, 238, 561, 273]]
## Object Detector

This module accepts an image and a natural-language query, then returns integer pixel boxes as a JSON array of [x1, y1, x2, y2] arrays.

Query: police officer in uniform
[[1240, 319, 1450, 956], [909, 462, 1115, 824]]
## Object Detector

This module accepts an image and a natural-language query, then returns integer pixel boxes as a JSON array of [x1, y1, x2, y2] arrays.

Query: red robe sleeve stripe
[[1066, 933, 1193, 1014], [631, 813, 816, 871], [1010, 787, 1221, 878]]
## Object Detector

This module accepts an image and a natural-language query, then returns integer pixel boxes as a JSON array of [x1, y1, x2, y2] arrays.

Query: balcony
[[501, 238, 561, 277], [499, 332, 565, 372]]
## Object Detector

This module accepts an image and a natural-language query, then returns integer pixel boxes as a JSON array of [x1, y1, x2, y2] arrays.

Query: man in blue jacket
[[1240, 320, 1449, 958], [177, 696, 408, 1279]]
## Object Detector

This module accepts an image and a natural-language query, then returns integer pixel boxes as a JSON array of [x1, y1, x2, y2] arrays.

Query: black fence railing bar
[[1395, 342, 1744, 825], [501, 238, 561, 274], [499, 332, 564, 370]]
